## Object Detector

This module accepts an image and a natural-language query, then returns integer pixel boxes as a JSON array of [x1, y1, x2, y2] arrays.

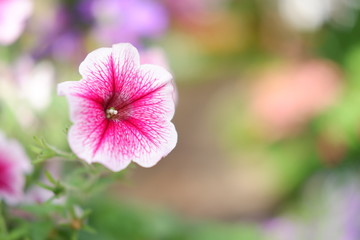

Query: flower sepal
[[31, 136, 77, 164]]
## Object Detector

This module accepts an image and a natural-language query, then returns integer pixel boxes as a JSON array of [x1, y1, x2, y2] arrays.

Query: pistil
[[106, 107, 118, 119]]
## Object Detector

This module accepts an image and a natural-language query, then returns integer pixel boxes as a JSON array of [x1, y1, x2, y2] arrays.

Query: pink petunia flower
[[0, 132, 32, 204], [58, 43, 177, 172], [0, 0, 32, 45]]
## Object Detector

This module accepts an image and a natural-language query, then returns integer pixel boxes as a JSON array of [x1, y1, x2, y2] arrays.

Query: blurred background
[[1, 0, 360, 239]]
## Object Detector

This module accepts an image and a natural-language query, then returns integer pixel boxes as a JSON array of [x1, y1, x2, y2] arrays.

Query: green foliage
[[77, 196, 263, 240]]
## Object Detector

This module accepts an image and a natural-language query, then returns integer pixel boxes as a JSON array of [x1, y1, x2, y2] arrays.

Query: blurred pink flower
[[0, 0, 32, 45], [140, 47, 170, 71], [0, 132, 32, 204], [140, 47, 178, 104], [250, 60, 341, 137], [58, 43, 177, 172], [164, 0, 223, 23]]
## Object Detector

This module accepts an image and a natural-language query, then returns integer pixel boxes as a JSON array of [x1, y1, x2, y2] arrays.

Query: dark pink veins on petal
[[80, 52, 169, 157]]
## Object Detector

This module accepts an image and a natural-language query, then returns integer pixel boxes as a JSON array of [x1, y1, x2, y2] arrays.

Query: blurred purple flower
[[263, 218, 304, 240], [307, 175, 360, 240], [50, 31, 87, 63], [91, 0, 168, 45], [263, 173, 360, 240], [31, 1, 91, 63], [0, 0, 32, 45], [0, 132, 32, 205]]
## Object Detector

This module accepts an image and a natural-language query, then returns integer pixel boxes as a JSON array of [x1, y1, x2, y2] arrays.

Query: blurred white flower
[[0, 57, 55, 128], [15, 58, 55, 111], [278, 0, 360, 31], [0, 0, 33, 45]]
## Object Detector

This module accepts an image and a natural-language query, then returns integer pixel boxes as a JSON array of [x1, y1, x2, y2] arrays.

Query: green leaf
[[45, 171, 57, 185]]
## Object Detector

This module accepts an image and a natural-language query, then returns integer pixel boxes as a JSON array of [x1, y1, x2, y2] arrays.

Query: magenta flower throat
[[58, 43, 177, 171]]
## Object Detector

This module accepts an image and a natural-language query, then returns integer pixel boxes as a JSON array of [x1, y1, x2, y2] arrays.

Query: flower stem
[[71, 231, 78, 240], [0, 201, 9, 240]]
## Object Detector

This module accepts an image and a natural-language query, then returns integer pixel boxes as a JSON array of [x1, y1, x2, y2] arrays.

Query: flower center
[[106, 107, 118, 119]]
